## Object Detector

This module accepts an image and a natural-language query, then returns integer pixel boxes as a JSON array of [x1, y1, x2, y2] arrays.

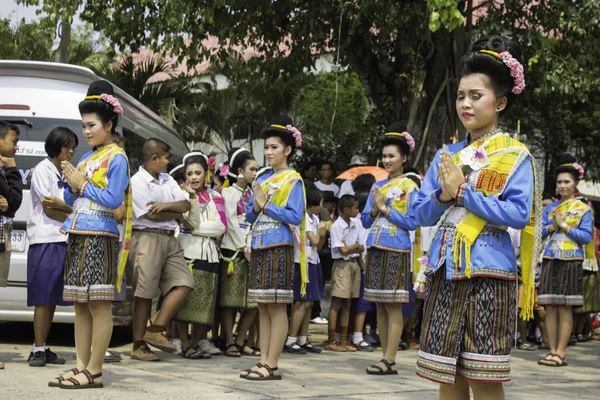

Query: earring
[[238, 173, 244, 180]]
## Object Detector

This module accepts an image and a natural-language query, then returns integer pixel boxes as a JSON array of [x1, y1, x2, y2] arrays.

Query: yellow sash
[[451, 133, 542, 319], [78, 144, 132, 292], [377, 176, 418, 236], [550, 199, 589, 251], [260, 169, 308, 296]]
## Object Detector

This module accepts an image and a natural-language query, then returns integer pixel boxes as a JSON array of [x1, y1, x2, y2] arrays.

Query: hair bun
[[87, 80, 115, 97], [386, 121, 407, 133], [557, 154, 577, 166], [271, 115, 293, 127]]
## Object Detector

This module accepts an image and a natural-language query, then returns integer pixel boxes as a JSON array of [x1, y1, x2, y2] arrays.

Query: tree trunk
[[54, 17, 71, 63]]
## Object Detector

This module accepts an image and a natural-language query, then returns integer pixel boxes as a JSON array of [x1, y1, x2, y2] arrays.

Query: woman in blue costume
[[537, 155, 592, 367], [361, 121, 418, 375], [240, 115, 306, 381], [412, 36, 540, 400], [50, 81, 131, 389]]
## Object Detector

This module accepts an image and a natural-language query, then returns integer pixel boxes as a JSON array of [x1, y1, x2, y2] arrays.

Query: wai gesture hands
[[438, 151, 466, 202]]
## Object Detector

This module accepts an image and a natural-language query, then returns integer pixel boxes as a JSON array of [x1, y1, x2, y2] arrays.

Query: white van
[[0, 60, 189, 325]]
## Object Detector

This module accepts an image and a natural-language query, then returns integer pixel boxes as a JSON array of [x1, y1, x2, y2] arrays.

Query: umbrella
[[337, 166, 388, 181]]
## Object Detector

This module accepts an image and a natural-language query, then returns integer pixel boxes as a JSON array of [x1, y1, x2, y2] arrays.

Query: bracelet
[[79, 180, 89, 196]]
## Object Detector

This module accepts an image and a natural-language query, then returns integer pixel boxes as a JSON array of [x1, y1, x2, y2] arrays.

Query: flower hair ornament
[[271, 124, 302, 148], [227, 148, 251, 178], [84, 93, 124, 115], [384, 131, 416, 152], [207, 156, 216, 168], [219, 163, 230, 178], [560, 162, 585, 179], [479, 49, 526, 95], [183, 151, 208, 165]]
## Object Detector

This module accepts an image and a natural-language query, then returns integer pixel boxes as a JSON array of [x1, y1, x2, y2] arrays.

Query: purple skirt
[[353, 273, 374, 313], [293, 262, 324, 301], [27, 242, 70, 307]]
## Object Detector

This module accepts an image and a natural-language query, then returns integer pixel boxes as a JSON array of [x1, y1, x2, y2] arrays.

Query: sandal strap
[[82, 369, 102, 384], [380, 359, 395, 370], [369, 364, 384, 372], [66, 377, 81, 386], [262, 364, 275, 376]]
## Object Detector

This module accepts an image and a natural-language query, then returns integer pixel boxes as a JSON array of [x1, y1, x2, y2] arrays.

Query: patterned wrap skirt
[[538, 259, 583, 306], [573, 270, 600, 314], [174, 259, 219, 327], [417, 268, 516, 385], [364, 248, 411, 303], [63, 234, 119, 303], [219, 250, 256, 309], [248, 245, 294, 304]]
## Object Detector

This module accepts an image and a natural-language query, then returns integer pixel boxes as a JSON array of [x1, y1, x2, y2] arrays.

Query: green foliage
[[292, 71, 369, 169], [0, 18, 53, 60], [427, 0, 464, 32]]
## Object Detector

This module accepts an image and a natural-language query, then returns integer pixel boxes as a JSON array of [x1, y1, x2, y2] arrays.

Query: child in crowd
[[220, 148, 261, 357], [326, 194, 364, 352], [26, 127, 78, 367], [129, 138, 197, 362], [286, 186, 328, 354], [0, 121, 23, 370], [174, 151, 226, 359], [351, 186, 375, 352]]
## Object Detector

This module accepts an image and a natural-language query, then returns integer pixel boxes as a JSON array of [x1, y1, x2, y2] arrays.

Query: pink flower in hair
[[100, 93, 124, 115], [207, 156, 216, 168], [499, 51, 526, 95], [572, 162, 585, 179], [286, 125, 302, 148], [401, 131, 416, 152], [219, 164, 230, 178]]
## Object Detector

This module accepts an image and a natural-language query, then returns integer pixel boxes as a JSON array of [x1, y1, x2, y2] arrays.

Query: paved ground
[[0, 321, 599, 399]]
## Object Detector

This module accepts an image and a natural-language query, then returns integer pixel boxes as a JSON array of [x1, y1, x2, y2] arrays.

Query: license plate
[[10, 230, 26, 252]]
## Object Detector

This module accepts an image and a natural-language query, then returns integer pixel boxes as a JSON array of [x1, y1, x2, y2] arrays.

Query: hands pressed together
[[252, 181, 268, 213], [61, 161, 86, 193], [438, 151, 466, 202]]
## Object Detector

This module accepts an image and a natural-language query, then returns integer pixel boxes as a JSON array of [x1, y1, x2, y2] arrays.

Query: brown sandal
[[59, 369, 103, 389], [240, 363, 263, 378], [48, 368, 80, 387], [366, 359, 399, 375], [246, 364, 282, 381]]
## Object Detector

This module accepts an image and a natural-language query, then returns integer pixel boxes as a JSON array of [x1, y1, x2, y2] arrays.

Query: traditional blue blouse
[[542, 200, 592, 260], [413, 140, 533, 280], [361, 179, 417, 252], [246, 169, 305, 249], [62, 150, 129, 238]]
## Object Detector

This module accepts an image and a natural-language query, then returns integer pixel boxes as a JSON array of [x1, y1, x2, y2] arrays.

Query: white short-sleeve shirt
[[27, 158, 68, 245], [330, 216, 362, 260], [294, 213, 320, 264], [131, 166, 188, 230], [315, 181, 340, 197]]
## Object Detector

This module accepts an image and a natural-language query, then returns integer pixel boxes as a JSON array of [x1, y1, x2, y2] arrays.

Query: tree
[[0, 18, 53, 60], [292, 71, 369, 169], [16, 0, 82, 63]]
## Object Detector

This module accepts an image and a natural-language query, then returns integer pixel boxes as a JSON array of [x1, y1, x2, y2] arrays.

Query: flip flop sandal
[[59, 369, 103, 390], [104, 351, 122, 363], [240, 363, 263, 379], [538, 353, 560, 366], [549, 354, 568, 367], [181, 346, 210, 360], [241, 345, 261, 356], [398, 341, 409, 351], [225, 344, 242, 358], [246, 364, 282, 381], [366, 359, 399, 375], [49, 368, 80, 387], [191, 346, 212, 359]]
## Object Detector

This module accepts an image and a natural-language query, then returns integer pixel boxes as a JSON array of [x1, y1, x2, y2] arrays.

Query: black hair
[[184, 153, 209, 173], [261, 115, 297, 158], [352, 173, 376, 193], [319, 160, 334, 170], [168, 162, 185, 184], [0, 121, 20, 139], [403, 166, 422, 189], [78, 80, 123, 140], [354, 189, 370, 213], [542, 192, 554, 201], [382, 121, 411, 158], [306, 186, 324, 207], [458, 35, 525, 115], [322, 190, 337, 205], [338, 194, 358, 214], [142, 138, 171, 163], [554, 154, 582, 182], [45, 127, 78, 158], [228, 148, 255, 184]]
